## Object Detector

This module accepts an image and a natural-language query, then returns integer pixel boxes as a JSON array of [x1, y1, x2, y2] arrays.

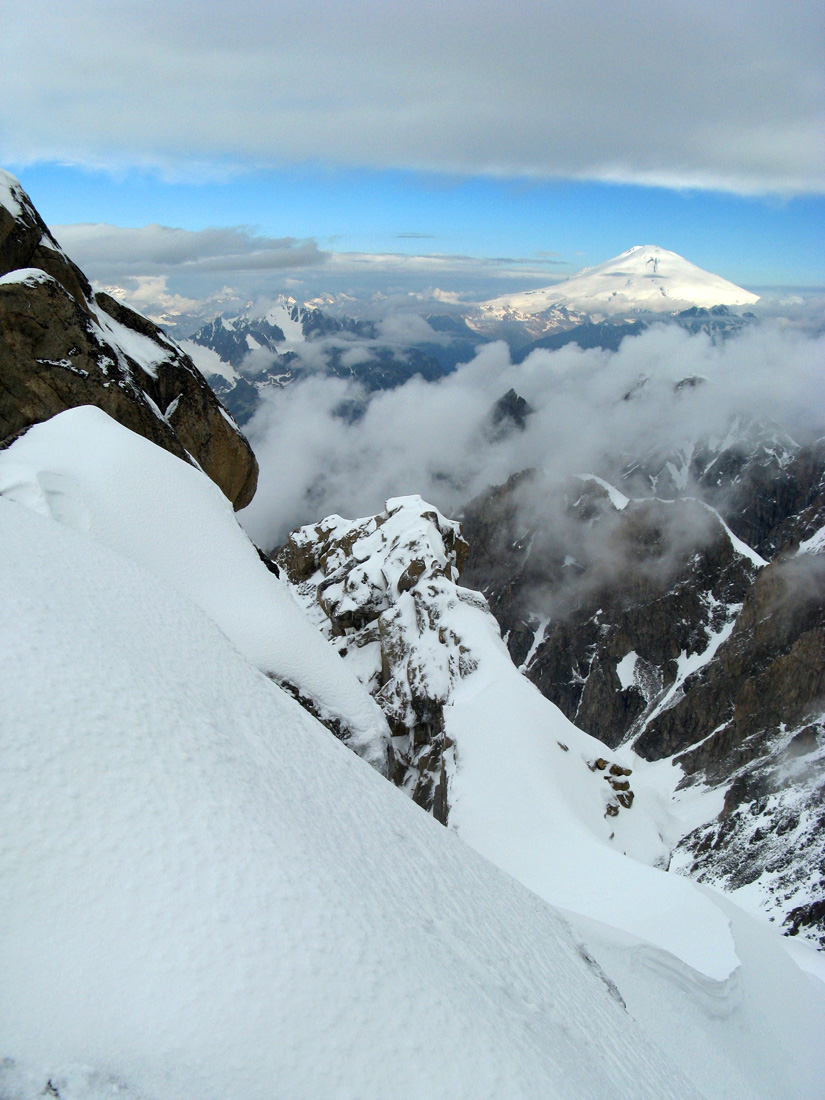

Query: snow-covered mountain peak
[[483, 245, 760, 318]]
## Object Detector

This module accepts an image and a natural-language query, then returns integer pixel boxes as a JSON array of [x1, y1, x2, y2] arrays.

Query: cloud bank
[[53, 223, 326, 277], [51, 222, 568, 322], [4, 0, 823, 194], [240, 321, 825, 550]]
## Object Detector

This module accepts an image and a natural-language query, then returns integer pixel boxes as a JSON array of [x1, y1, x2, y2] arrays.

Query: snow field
[[1, 408, 823, 1099], [0, 406, 390, 772], [1, 495, 704, 1100]]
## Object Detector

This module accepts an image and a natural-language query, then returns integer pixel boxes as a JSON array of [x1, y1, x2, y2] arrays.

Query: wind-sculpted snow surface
[[0, 406, 390, 773], [278, 498, 780, 984], [2, 427, 824, 1099], [1, 496, 712, 1100]]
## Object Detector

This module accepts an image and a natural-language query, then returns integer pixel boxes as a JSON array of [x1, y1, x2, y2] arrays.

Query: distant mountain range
[[185, 248, 760, 424], [182, 298, 486, 424]]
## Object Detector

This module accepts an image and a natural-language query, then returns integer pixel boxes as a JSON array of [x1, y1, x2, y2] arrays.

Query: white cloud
[[240, 320, 825, 549], [46, 223, 570, 322], [3, 0, 822, 195], [53, 223, 326, 276]]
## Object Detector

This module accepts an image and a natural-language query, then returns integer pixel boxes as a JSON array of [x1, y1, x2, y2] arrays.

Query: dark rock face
[[674, 304, 748, 338], [672, 714, 825, 948], [0, 175, 92, 307], [0, 273, 184, 458], [507, 309, 746, 364], [487, 388, 534, 440], [623, 426, 825, 560], [460, 443, 825, 946], [513, 319, 648, 362], [461, 473, 757, 748], [0, 170, 258, 509], [643, 555, 825, 772], [724, 441, 825, 557]]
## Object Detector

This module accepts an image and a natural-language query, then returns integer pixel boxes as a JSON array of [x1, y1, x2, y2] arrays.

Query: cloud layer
[[52, 221, 570, 324], [4, 0, 823, 194], [53, 223, 325, 277], [240, 320, 825, 549]]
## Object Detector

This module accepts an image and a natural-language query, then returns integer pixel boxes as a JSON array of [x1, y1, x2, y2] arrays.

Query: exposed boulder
[[0, 169, 257, 509]]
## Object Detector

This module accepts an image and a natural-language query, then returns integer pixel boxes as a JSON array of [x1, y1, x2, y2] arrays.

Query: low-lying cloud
[[240, 320, 825, 553]]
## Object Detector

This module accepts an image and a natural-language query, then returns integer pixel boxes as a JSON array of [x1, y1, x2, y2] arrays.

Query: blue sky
[[16, 161, 824, 291], [3, 0, 822, 307]]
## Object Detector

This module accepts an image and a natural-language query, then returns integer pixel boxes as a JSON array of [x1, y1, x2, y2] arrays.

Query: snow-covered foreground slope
[[279, 497, 825, 1097], [0, 406, 389, 773], [2, 411, 824, 1099], [484, 245, 759, 317], [1, 496, 709, 1100], [282, 500, 735, 974]]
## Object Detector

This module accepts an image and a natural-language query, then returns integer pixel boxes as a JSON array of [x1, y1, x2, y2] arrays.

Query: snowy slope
[[281, 499, 739, 976], [264, 297, 307, 344], [276, 495, 825, 1091], [2, 419, 824, 1099], [0, 167, 25, 218], [276, 498, 825, 1096], [0, 406, 390, 772], [485, 245, 759, 317], [179, 337, 239, 384], [1, 496, 711, 1100]]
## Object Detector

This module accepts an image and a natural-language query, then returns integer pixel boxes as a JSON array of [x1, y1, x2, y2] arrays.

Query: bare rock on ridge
[[0, 169, 257, 509]]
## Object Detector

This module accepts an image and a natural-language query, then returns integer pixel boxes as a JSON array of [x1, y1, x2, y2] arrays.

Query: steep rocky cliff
[[0, 170, 257, 509], [460, 437, 825, 946]]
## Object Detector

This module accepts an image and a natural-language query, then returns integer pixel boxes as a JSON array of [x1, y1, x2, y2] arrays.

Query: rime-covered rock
[[278, 496, 470, 819]]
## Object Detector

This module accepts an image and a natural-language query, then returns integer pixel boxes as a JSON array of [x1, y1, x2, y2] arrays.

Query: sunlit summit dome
[[486, 245, 760, 316]]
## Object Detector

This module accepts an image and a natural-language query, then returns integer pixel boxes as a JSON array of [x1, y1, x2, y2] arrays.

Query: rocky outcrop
[[277, 496, 472, 823], [0, 169, 257, 509], [0, 172, 92, 306], [486, 388, 533, 439]]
